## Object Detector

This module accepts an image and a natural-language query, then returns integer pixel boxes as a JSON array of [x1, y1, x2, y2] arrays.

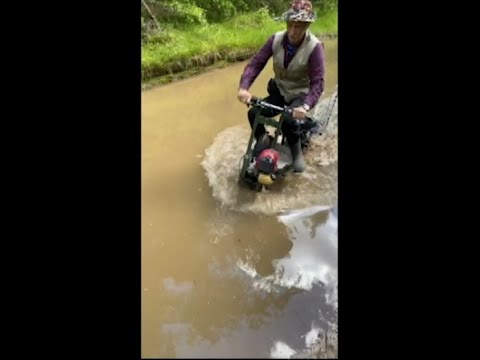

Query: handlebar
[[248, 96, 313, 123]]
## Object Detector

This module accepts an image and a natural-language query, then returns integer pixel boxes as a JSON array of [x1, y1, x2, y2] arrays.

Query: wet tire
[[253, 183, 263, 192]]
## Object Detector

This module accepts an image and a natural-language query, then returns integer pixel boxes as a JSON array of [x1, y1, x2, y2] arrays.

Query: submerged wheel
[[253, 183, 263, 192]]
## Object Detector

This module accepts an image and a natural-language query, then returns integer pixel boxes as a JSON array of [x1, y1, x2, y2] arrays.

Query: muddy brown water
[[142, 39, 338, 358]]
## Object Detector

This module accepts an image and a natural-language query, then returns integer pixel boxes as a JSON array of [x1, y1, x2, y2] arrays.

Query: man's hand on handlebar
[[292, 106, 307, 120], [237, 88, 252, 105]]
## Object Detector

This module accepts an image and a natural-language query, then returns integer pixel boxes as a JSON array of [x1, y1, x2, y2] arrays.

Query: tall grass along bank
[[142, 8, 337, 87]]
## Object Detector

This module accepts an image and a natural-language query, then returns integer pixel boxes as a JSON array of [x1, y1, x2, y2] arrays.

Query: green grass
[[141, 8, 337, 83]]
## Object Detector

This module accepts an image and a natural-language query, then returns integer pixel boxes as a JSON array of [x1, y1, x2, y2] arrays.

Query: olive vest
[[272, 30, 320, 103]]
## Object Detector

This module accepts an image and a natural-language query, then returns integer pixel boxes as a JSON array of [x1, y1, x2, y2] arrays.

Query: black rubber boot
[[289, 139, 306, 172]]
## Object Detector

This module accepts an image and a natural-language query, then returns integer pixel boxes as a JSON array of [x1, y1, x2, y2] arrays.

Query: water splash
[[201, 93, 338, 215]]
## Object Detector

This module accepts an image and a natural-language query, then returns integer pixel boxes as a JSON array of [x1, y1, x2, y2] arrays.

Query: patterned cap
[[277, 0, 317, 23]]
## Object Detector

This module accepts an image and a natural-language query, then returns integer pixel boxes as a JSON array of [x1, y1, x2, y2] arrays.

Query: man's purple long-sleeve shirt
[[239, 34, 325, 108]]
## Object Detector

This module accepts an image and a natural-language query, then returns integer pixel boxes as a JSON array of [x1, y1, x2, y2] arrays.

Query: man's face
[[286, 21, 309, 44]]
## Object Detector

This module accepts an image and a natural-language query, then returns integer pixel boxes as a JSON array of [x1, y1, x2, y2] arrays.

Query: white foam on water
[[270, 341, 297, 359]]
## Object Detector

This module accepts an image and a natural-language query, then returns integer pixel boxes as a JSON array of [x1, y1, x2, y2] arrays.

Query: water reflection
[[235, 205, 338, 358], [276, 205, 338, 309], [238, 206, 338, 309], [147, 205, 338, 358]]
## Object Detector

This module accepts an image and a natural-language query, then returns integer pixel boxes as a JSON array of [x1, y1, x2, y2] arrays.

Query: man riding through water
[[237, 0, 325, 173]]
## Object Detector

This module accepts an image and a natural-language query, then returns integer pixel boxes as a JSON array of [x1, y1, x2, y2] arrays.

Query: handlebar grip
[[248, 96, 260, 106]]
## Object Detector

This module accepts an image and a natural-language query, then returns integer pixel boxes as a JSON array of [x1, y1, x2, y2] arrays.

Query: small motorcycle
[[238, 96, 332, 192]]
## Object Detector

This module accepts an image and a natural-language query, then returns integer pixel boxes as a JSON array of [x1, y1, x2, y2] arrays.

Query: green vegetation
[[141, 0, 337, 87]]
